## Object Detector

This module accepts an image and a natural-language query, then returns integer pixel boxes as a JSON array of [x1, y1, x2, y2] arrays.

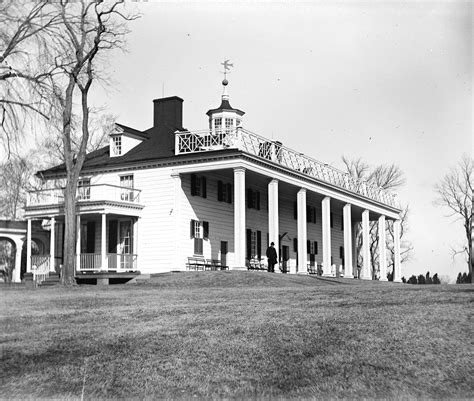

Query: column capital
[[269, 178, 279, 184], [233, 167, 246, 174], [170, 172, 181, 179], [298, 187, 306, 194]]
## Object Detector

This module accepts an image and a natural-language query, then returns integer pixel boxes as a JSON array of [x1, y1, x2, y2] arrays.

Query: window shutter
[[257, 231, 262, 259], [339, 246, 344, 259], [293, 202, 297, 219], [314, 241, 318, 255], [330, 212, 334, 228], [293, 238, 298, 253], [202, 176, 207, 198], [306, 205, 310, 222], [217, 181, 223, 201], [256, 191, 261, 210], [191, 174, 197, 196], [247, 189, 253, 208], [307, 240, 311, 254], [246, 229, 252, 260], [190, 219, 195, 239], [313, 207, 317, 224], [226, 183, 232, 203], [203, 221, 209, 239]]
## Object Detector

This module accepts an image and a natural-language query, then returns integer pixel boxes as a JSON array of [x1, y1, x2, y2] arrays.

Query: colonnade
[[232, 167, 402, 281]]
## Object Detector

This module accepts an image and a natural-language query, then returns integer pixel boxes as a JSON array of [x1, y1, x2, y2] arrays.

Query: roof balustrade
[[175, 127, 398, 208]]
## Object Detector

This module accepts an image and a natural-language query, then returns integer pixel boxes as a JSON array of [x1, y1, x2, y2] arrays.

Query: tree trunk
[[62, 177, 77, 285]]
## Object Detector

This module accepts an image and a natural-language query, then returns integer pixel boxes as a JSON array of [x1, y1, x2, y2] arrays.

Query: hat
[[270, 242, 275, 246]]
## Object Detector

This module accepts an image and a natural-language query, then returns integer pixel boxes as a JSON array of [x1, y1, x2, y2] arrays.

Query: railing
[[175, 128, 398, 208], [75, 253, 138, 272], [78, 253, 102, 272], [106, 253, 138, 271], [31, 254, 50, 285], [27, 184, 141, 207]]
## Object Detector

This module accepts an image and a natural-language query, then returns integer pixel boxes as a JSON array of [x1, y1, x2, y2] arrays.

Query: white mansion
[[23, 79, 403, 284]]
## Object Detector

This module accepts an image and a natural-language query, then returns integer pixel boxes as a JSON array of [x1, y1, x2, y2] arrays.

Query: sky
[[90, 0, 472, 282]]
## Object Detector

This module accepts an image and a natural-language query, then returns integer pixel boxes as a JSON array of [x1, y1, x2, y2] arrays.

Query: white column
[[172, 173, 182, 270], [133, 217, 138, 271], [13, 239, 22, 283], [352, 222, 359, 278], [297, 188, 307, 274], [343, 204, 353, 278], [393, 219, 402, 282], [101, 213, 107, 271], [76, 215, 81, 273], [268, 179, 279, 256], [361, 209, 372, 280], [379, 215, 388, 281], [233, 167, 246, 269], [26, 219, 32, 273], [322, 196, 332, 276], [50, 216, 56, 272]]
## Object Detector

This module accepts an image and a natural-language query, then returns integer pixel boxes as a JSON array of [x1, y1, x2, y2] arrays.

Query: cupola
[[206, 77, 245, 133]]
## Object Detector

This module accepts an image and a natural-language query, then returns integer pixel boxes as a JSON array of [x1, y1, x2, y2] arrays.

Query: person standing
[[266, 242, 278, 273]]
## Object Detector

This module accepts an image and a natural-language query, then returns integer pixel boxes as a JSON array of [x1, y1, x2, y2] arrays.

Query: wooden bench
[[307, 263, 323, 275], [210, 259, 229, 271], [186, 257, 229, 271], [186, 256, 210, 271], [248, 258, 267, 271]]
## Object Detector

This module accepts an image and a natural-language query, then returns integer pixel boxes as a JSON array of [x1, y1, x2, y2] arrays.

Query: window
[[78, 178, 91, 200], [191, 174, 207, 198], [247, 188, 261, 210], [112, 136, 122, 156], [246, 229, 261, 260], [217, 181, 232, 203], [120, 175, 134, 201], [225, 118, 233, 134], [190, 219, 209, 255], [214, 118, 222, 132], [236, 119, 241, 127]]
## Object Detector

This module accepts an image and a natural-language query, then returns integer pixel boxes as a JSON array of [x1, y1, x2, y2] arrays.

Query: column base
[[393, 279, 402, 283], [379, 277, 388, 282], [344, 272, 354, 279], [360, 275, 372, 280]]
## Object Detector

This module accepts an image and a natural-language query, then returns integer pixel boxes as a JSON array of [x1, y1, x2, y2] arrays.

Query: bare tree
[[0, 1, 61, 157], [0, 153, 39, 220], [46, 0, 137, 285], [434, 155, 473, 282], [342, 156, 412, 279]]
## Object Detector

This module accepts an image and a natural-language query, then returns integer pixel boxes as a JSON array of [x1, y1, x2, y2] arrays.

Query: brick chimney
[[153, 96, 183, 130]]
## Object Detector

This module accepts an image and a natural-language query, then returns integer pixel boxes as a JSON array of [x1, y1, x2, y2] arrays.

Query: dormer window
[[112, 136, 122, 156]]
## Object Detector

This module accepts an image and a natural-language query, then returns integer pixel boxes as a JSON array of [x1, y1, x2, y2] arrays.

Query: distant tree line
[[401, 271, 441, 285], [456, 272, 472, 284]]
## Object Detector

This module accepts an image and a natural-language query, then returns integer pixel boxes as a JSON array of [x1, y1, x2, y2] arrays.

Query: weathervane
[[221, 59, 233, 82]]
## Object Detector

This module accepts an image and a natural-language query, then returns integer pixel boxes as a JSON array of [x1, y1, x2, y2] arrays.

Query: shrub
[[418, 274, 426, 284], [407, 275, 418, 284]]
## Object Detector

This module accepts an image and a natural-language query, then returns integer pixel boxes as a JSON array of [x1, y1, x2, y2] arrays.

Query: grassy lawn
[[1, 271, 473, 399]]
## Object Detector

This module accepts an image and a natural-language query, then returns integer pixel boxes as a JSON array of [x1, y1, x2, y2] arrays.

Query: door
[[118, 220, 133, 270], [220, 241, 228, 267], [282, 245, 290, 273]]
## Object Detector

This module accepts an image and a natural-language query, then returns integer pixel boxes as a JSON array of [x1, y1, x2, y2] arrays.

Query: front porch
[[24, 184, 144, 284]]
